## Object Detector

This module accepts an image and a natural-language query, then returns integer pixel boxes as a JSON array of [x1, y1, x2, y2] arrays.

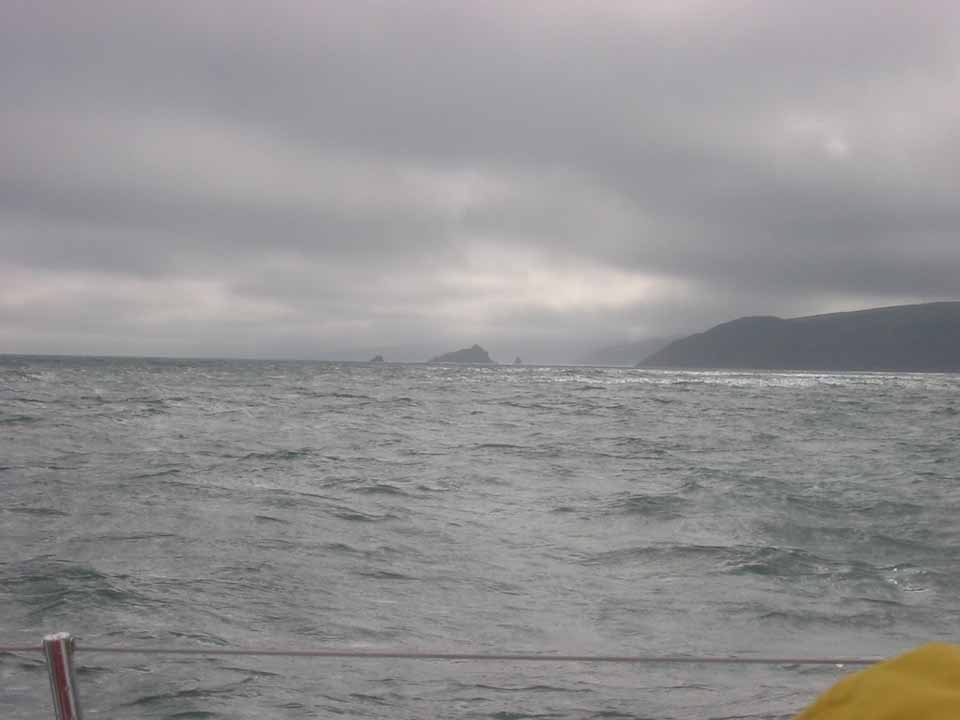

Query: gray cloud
[[2, 0, 959, 361]]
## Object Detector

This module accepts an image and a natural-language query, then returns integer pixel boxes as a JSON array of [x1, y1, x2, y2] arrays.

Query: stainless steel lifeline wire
[[0, 642, 883, 665], [6, 634, 887, 720]]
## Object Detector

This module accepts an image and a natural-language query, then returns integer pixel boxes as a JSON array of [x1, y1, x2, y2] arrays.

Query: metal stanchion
[[42, 633, 83, 720]]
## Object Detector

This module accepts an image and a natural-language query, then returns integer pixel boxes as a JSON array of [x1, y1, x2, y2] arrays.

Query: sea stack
[[429, 344, 496, 364]]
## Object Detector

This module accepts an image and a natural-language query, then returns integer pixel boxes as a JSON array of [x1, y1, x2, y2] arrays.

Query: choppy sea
[[2, 356, 959, 719]]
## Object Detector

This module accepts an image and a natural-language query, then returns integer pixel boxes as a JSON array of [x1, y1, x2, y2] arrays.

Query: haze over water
[[2, 356, 959, 719]]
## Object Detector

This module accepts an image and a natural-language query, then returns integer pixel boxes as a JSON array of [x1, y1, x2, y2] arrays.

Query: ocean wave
[[92, 532, 178, 542], [354, 483, 411, 496], [303, 390, 375, 401], [8, 506, 69, 517], [603, 493, 689, 518], [130, 468, 182, 480], [119, 678, 254, 709], [329, 505, 399, 523], [240, 448, 313, 461], [4, 557, 155, 621], [353, 569, 417, 581], [0, 414, 42, 425], [721, 546, 851, 578]]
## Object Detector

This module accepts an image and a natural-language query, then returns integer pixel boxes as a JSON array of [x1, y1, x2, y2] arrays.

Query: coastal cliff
[[641, 302, 960, 372]]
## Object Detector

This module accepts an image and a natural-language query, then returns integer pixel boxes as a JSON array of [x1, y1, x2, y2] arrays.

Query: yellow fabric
[[794, 643, 960, 720]]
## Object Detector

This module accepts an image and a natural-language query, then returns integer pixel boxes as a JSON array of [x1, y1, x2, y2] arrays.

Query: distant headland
[[429, 344, 496, 364], [640, 301, 960, 372]]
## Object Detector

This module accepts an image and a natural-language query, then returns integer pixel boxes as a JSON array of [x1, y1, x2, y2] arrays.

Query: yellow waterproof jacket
[[795, 643, 960, 719]]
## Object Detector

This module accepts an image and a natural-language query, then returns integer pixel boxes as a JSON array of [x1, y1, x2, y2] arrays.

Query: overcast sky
[[2, 1, 959, 362]]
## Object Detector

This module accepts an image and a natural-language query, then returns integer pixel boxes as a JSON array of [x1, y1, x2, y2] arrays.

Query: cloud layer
[[3, 1, 959, 361]]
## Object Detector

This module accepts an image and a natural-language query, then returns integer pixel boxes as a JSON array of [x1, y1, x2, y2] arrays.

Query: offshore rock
[[429, 344, 496, 364]]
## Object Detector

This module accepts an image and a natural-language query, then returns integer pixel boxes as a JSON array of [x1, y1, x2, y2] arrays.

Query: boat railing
[[1, 633, 882, 720]]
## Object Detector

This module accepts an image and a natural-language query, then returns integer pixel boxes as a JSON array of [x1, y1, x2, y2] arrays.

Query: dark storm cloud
[[2, 1, 959, 360]]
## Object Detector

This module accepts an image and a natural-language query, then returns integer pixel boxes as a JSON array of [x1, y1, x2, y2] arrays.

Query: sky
[[2, 1, 959, 362]]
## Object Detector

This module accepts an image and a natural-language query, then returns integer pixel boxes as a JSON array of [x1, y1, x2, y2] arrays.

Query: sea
[[2, 355, 959, 719]]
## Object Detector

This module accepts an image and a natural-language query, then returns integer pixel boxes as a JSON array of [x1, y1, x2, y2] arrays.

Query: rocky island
[[429, 344, 496, 364], [640, 301, 960, 372]]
